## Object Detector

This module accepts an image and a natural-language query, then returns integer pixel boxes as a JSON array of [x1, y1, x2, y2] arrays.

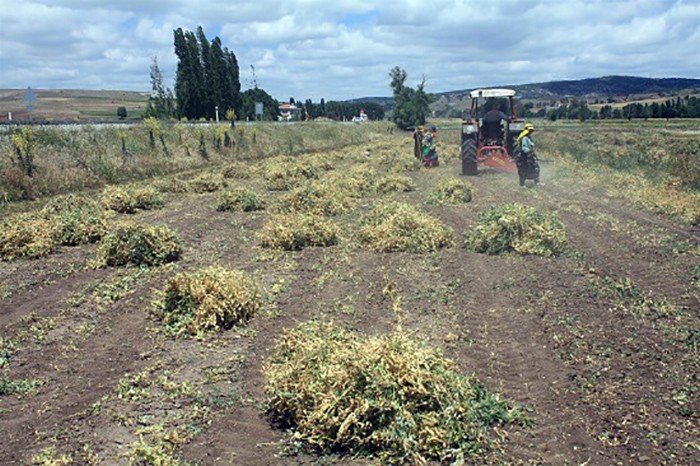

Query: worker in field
[[515, 123, 541, 186], [482, 103, 510, 145], [413, 125, 424, 159], [421, 125, 439, 167]]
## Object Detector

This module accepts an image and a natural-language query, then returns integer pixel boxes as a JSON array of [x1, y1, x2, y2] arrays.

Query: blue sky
[[0, 0, 698, 101]]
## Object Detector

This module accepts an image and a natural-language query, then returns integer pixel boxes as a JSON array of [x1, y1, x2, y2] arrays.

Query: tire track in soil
[[0, 275, 160, 464]]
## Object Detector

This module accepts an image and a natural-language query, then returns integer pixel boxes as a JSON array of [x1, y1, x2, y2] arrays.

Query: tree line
[[538, 95, 700, 121]]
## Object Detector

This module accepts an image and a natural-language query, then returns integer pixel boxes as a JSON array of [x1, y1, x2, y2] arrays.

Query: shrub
[[40, 194, 108, 245], [101, 186, 138, 213], [464, 203, 567, 256], [279, 181, 353, 216], [153, 266, 262, 336], [188, 173, 226, 193], [216, 188, 265, 212], [94, 222, 182, 267], [427, 179, 475, 205], [265, 322, 527, 464], [258, 214, 339, 250], [0, 214, 59, 260], [358, 202, 453, 253], [375, 174, 415, 193]]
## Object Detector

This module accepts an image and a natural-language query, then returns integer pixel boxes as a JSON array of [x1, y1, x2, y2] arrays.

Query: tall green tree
[[145, 57, 175, 119], [389, 66, 432, 130], [173, 26, 242, 120], [240, 87, 279, 121]]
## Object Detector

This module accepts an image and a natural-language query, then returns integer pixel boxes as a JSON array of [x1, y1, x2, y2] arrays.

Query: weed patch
[[465, 203, 567, 256], [1, 377, 41, 396], [94, 222, 182, 267], [152, 266, 262, 336], [258, 214, 339, 250], [358, 202, 453, 253], [265, 321, 527, 463]]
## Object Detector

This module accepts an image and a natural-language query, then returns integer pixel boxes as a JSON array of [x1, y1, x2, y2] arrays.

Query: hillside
[[0, 89, 148, 122], [350, 76, 700, 117]]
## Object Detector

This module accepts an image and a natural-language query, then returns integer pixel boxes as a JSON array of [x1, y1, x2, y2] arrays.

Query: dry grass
[[258, 214, 340, 250], [216, 188, 265, 212], [464, 203, 567, 256], [265, 321, 527, 464], [94, 222, 182, 267], [152, 266, 262, 337], [427, 179, 475, 205], [358, 202, 453, 253]]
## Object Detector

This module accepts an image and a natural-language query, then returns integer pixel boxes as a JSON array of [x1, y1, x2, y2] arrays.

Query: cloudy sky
[[0, 0, 698, 101]]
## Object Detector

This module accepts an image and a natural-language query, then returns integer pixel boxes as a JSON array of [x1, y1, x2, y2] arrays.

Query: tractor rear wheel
[[461, 134, 478, 176]]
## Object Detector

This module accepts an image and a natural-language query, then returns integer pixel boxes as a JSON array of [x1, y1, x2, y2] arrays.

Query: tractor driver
[[482, 104, 510, 145]]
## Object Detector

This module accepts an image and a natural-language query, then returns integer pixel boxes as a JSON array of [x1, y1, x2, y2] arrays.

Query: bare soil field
[[0, 89, 148, 122], [1, 125, 698, 465]]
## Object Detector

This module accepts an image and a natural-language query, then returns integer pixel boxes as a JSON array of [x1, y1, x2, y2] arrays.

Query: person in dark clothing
[[515, 123, 541, 186], [482, 106, 510, 144]]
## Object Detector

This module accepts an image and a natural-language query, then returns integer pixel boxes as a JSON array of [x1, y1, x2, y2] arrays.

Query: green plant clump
[[40, 194, 109, 245], [258, 214, 339, 250], [94, 222, 182, 267], [427, 179, 475, 205], [0, 214, 60, 260], [358, 202, 453, 253], [188, 173, 226, 193], [279, 181, 353, 216], [153, 266, 262, 336], [265, 321, 527, 464], [464, 203, 567, 256], [216, 188, 265, 212]]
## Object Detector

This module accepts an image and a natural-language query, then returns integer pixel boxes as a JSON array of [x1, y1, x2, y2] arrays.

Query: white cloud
[[0, 0, 697, 99]]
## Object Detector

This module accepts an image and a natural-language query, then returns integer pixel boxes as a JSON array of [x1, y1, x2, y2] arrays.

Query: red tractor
[[460, 88, 526, 176]]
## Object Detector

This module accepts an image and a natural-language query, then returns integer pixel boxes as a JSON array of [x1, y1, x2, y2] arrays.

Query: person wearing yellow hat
[[515, 123, 541, 186]]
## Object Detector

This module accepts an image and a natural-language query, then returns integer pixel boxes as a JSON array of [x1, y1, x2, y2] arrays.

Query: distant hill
[[0, 89, 148, 122], [349, 76, 700, 117]]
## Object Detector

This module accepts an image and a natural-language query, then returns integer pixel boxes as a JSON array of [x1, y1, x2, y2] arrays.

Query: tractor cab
[[460, 88, 526, 176]]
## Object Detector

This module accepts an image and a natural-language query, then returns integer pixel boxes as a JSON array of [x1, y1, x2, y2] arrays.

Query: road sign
[[23, 86, 37, 121]]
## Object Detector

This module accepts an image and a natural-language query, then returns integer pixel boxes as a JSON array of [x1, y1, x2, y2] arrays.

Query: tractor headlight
[[463, 125, 476, 133], [509, 123, 524, 131]]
